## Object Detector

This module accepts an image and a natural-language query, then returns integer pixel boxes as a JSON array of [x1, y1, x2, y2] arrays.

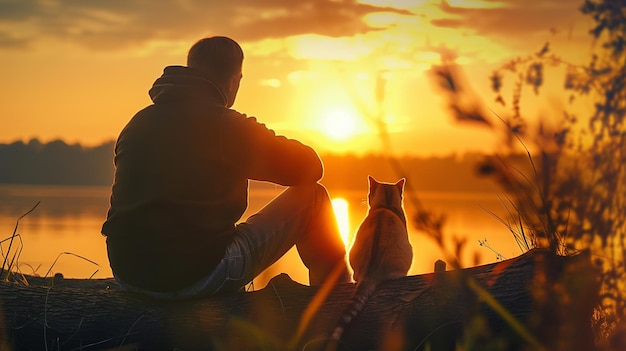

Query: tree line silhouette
[[0, 138, 500, 193], [0, 139, 114, 186]]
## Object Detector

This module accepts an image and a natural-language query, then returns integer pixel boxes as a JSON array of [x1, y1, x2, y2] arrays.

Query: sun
[[321, 107, 365, 141]]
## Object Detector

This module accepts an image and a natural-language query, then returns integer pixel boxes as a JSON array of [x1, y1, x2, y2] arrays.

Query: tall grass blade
[[1, 201, 40, 280]]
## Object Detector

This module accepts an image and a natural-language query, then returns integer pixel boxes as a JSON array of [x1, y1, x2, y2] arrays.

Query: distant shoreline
[[0, 139, 503, 193]]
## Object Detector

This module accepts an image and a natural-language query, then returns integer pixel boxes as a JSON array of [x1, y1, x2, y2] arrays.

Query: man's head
[[187, 36, 244, 107]]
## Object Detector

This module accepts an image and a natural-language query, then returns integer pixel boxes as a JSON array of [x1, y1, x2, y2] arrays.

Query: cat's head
[[367, 175, 405, 209]]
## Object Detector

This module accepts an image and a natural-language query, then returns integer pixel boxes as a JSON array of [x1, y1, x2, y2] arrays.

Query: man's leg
[[156, 182, 350, 298], [235, 183, 350, 287]]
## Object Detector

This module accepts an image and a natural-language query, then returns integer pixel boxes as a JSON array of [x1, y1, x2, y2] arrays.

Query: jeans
[[115, 182, 349, 300]]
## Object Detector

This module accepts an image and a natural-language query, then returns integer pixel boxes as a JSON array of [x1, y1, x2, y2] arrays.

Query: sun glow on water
[[331, 197, 350, 248]]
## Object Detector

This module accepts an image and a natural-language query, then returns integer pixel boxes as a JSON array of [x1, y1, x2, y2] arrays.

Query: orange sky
[[0, 0, 592, 156]]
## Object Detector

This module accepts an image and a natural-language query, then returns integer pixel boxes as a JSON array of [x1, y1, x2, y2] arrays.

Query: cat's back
[[350, 208, 412, 280], [353, 207, 407, 243]]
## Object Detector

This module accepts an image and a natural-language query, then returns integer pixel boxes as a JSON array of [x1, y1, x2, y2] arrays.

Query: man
[[102, 36, 350, 299]]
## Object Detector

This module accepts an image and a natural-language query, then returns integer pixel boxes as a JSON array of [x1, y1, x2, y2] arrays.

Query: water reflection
[[0, 184, 110, 221], [331, 198, 350, 248]]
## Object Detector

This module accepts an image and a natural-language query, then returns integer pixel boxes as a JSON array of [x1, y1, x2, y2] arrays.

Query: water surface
[[0, 183, 521, 288]]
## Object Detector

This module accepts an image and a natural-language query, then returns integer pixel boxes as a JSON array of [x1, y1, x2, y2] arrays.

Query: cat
[[328, 176, 413, 347]]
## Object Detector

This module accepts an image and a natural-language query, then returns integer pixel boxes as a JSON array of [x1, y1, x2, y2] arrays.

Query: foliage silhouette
[[430, 1, 625, 349], [0, 139, 114, 185]]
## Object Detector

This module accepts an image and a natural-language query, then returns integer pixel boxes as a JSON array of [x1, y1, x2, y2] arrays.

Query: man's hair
[[187, 36, 244, 82]]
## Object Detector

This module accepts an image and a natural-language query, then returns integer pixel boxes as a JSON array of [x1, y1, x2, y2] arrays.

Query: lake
[[0, 183, 523, 288]]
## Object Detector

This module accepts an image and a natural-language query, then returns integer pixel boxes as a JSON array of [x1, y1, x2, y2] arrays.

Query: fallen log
[[0, 249, 597, 350]]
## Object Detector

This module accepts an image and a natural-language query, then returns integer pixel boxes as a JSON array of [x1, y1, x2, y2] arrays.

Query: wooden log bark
[[0, 249, 597, 350]]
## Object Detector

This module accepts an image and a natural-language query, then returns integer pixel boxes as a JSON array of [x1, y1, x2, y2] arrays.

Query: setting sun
[[321, 107, 368, 141]]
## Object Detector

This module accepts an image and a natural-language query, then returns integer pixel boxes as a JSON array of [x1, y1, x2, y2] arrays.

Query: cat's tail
[[325, 279, 377, 350]]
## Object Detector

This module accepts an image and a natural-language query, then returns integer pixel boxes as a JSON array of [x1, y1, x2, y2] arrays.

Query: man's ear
[[226, 73, 242, 107]]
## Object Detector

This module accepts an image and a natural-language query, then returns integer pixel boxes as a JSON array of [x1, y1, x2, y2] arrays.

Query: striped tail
[[330, 279, 377, 341]]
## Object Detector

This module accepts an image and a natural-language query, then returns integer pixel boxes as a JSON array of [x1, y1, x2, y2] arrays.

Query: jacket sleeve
[[233, 114, 323, 186]]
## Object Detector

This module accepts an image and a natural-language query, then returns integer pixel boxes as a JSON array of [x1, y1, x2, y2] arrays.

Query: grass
[[0, 201, 100, 285], [1, 201, 39, 282]]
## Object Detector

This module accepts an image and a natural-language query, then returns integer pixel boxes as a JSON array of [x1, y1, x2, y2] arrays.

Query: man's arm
[[236, 115, 323, 186]]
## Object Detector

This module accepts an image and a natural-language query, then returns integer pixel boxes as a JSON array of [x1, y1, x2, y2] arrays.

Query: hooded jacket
[[102, 66, 322, 292]]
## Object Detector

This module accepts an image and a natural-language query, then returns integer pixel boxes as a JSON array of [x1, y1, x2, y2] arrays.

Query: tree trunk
[[0, 249, 598, 350]]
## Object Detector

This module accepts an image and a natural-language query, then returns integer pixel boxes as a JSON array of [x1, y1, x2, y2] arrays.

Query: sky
[[0, 0, 593, 156]]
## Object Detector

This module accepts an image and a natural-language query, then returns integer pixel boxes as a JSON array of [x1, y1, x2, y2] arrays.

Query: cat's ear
[[368, 175, 376, 187], [396, 178, 406, 190], [368, 175, 378, 193]]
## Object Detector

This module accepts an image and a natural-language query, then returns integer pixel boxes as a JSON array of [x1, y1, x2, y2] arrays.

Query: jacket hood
[[148, 66, 228, 106]]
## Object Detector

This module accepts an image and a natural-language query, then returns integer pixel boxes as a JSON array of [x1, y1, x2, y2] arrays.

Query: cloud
[[0, 0, 38, 21], [0, 32, 30, 49], [0, 0, 412, 50], [259, 78, 281, 88], [431, 0, 584, 39]]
